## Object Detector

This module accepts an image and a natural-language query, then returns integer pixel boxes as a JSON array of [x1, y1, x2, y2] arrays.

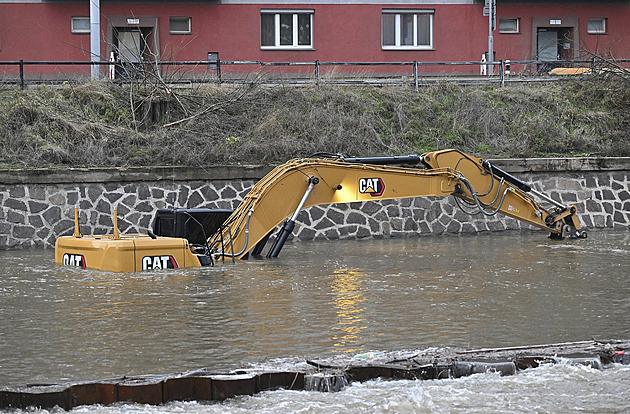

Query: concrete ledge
[[489, 157, 630, 173], [0, 165, 274, 185], [1, 157, 628, 185]]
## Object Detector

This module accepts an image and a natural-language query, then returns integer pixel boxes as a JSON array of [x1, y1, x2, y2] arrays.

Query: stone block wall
[[0, 161, 628, 250]]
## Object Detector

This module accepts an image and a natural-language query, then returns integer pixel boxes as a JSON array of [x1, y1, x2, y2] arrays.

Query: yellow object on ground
[[549, 67, 591, 75]]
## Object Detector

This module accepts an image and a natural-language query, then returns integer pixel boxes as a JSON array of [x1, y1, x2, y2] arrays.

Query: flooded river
[[1, 229, 629, 412]]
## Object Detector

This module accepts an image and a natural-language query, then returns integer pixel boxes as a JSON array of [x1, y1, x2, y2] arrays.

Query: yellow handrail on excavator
[[208, 149, 585, 260]]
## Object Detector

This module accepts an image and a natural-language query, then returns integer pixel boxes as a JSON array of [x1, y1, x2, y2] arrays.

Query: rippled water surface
[[1, 229, 629, 412]]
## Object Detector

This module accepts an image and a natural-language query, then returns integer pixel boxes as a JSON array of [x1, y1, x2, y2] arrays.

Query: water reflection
[[233, 263, 303, 353], [330, 268, 367, 353]]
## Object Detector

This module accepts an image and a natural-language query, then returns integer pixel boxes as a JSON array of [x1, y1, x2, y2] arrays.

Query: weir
[[304, 373, 349, 392], [2, 340, 629, 410]]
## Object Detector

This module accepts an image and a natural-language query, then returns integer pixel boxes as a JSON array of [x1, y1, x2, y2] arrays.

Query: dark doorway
[[113, 27, 153, 78], [537, 27, 575, 72], [531, 17, 579, 73], [537, 29, 559, 61]]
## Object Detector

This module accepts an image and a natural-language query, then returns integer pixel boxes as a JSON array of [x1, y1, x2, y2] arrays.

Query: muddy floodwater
[[1, 229, 629, 412]]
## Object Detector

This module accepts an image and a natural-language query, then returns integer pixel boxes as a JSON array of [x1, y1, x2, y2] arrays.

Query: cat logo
[[142, 255, 179, 270], [63, 253, 86, 268], [358, 177, 385, 197]]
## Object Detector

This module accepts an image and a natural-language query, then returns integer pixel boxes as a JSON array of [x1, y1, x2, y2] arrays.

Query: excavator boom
[[208, 158, 462, 259]]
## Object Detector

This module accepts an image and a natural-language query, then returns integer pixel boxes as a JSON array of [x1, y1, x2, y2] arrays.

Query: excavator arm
[[421, 149, 585, 238], [208, 149, 586, 260]]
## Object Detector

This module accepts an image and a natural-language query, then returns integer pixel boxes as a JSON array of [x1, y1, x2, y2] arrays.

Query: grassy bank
[[0, 78, 628, 168]]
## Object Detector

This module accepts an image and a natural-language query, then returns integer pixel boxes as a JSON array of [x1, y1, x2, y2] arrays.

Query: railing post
[[217, 59, 222, 86], [413, 60, 419, 92], [500, 59, 505, 87], [19, 59, 25, 89], [315, 60, 320, 87]]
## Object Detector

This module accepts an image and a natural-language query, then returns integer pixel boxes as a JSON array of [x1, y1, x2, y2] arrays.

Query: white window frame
[[587, 18, 607, 34], [71, 17, 90, 34], [499, 18, 520, 34], [169, 17, 192, 35], [261, 10, 314, 50], [382, 10, 434, 50]]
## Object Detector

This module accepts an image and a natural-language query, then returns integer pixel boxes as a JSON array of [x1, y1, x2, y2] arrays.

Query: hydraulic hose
[[458, 176, 513, 217], [484, 161, 565, 209], [215, 209, 254, 259]]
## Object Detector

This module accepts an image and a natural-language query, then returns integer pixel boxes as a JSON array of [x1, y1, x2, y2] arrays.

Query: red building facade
[[0, 0, 628, 77]]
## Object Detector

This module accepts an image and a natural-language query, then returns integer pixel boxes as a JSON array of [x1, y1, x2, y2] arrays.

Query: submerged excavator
[[55, 149, 587, 272]]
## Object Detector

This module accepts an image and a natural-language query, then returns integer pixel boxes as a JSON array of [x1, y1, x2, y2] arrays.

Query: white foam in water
[[304, 372, 349, 392]]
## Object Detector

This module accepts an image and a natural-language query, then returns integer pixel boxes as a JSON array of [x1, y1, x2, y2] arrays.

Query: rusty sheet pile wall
[[1, 340, 629, 410]]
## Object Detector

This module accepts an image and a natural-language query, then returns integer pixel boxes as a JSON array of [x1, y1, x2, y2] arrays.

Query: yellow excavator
[[55, 149, 586, 272]]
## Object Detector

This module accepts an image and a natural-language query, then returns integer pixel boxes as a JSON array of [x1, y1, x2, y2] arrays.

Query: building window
[[499, 18, 519, 34], [170, 17, 192, 34], [587, 18, 607, 34], [261, 10, 313, 49], [382, 10, 434, 50], [71, 17, 90, 34]]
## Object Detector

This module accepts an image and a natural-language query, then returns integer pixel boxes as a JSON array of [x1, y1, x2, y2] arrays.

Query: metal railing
[[1, 57, 628, 89]]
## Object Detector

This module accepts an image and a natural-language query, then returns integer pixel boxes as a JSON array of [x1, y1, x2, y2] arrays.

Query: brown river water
[[1, 229, 629, 412]]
